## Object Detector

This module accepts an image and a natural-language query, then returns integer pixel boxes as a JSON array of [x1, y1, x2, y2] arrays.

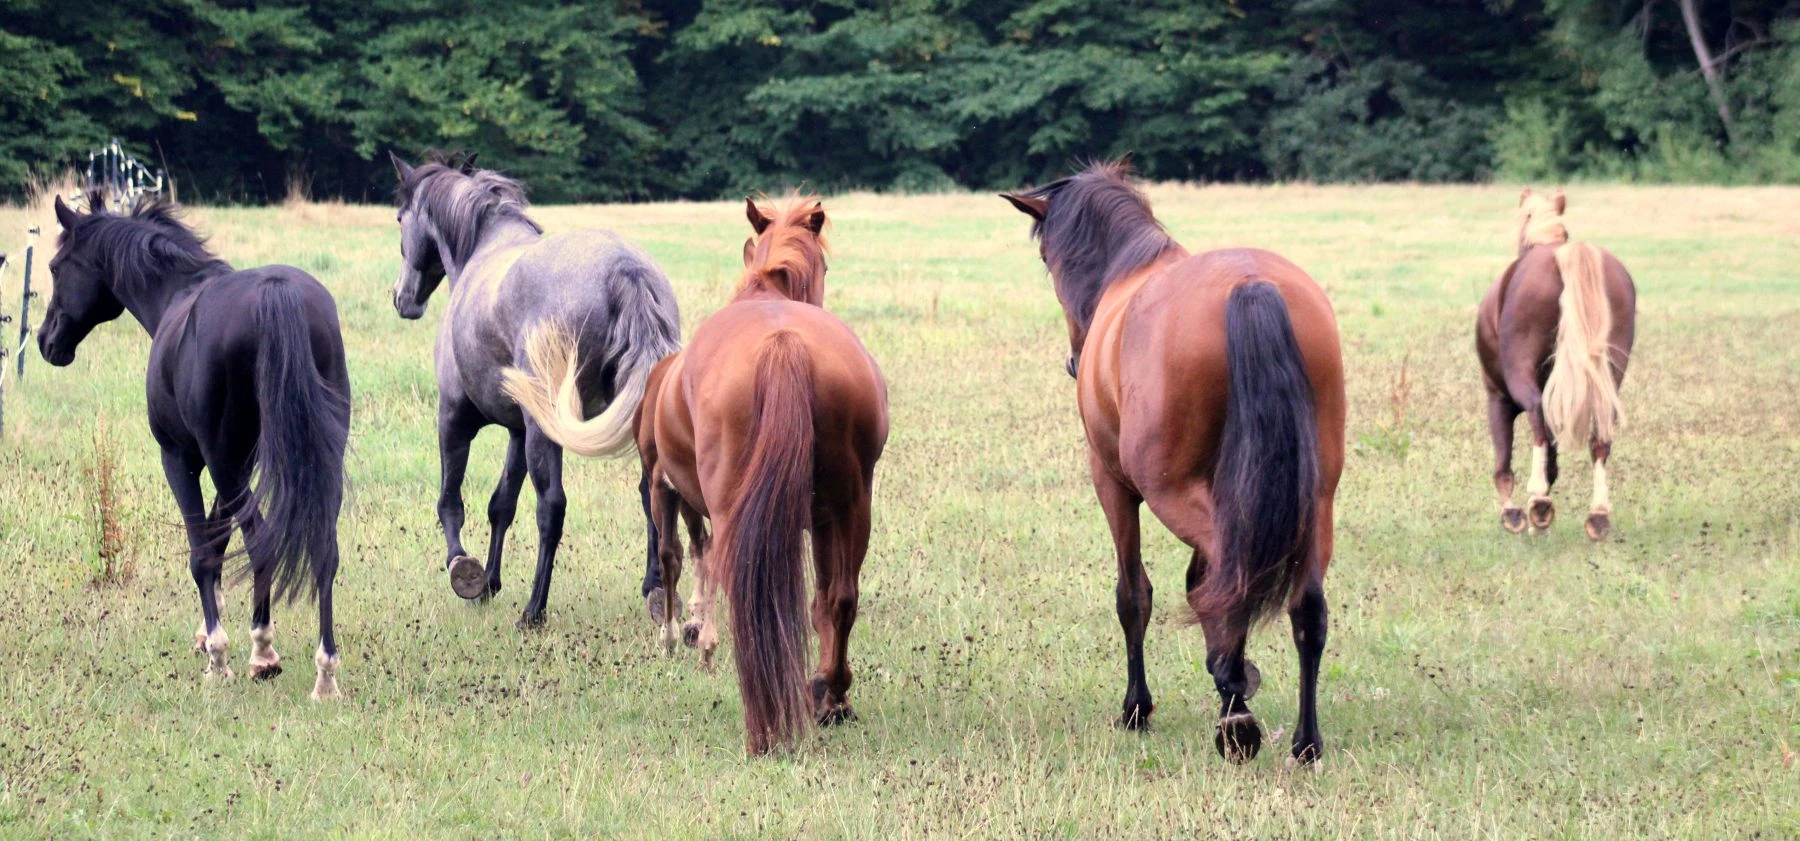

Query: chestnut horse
[[1477, 189, 1636, 540], [600, 196, 888, 754], [1004, 162, 1345, 765]]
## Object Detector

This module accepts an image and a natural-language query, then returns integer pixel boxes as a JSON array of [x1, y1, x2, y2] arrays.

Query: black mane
[[395, 153, 543, 269], [1021, 161, 1176, 331], [61, 194, 231, 291]]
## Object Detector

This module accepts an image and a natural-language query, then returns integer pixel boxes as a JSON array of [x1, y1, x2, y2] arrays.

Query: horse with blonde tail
[[1477, 188, 1637, 540], [629, 196, 888, 755], [389, 153, 683, 628]]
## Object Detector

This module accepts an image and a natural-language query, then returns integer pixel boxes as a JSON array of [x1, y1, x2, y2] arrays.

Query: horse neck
[[118, 261, 228, 336], [445, 215, 540, 285], [1063, 235, 1184, 337]]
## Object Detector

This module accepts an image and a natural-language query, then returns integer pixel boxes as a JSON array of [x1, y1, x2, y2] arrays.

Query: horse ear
[[804, 202, 826, 235], [390, 151, 415, 183], [1518, 187, 1532, 207], [461, 152, 479, 173], [743, 237, 756, 266], [746, 198, 772, 235], [1001, 193, 1048, 221], [1552, 189, 1566, 215], [54, 195, 81, 230]]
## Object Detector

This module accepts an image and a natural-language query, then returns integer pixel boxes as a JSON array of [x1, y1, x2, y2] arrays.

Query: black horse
[[41, 193, 351, 698]]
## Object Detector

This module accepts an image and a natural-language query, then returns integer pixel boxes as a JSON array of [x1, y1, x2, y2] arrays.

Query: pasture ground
[[1, 185, 1796, 838]]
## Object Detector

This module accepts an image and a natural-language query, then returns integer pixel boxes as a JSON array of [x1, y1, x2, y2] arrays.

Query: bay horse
[[1477, 189, 1636, 540], [1003, 161, 1345, 765], [389, 153, 682, 628], [621, 196, 887, 755], [40, 192, 350, 699]]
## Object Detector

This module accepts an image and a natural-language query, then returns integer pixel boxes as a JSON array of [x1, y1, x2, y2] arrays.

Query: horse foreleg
[[1488, 391, 1525, 533], [438, 402, 485, 599], [518, 421, 565, 629], [1586, 439, 1614, 541], [1524, 403, 1557, 531], [480, 429, 527, 598], [165, 449, 231, 680], [639, 467, 667, 623], [1092, 458, 1152, 730], [680, 504, 715, 659]]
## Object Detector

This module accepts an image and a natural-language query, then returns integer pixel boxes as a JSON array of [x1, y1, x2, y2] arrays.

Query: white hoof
[[202, 628, 233, 679], [311, 646, 341, 701]]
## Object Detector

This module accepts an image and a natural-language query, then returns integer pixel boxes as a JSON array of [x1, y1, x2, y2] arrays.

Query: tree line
[[4, 0, 1797, 203]]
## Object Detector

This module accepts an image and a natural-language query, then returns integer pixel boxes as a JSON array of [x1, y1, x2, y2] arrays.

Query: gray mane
[[397, 162, 544, 269]]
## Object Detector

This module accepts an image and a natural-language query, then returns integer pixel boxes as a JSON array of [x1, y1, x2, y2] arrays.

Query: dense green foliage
[[4, 0, 1799, 200]]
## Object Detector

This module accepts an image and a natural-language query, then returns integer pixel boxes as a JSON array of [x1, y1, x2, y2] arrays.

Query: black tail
[[1191, 282, 1320, 641], [723, 331, 815, 755], [244, 277, 350, 603]]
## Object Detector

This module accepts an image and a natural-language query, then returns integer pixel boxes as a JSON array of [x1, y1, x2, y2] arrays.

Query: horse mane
[[396, 153, 543, 269], [1518, 191, 1569, 248], [737, 194, 828, 305], [59, 193, 231, 292], [1019, 160, 1176, 330]]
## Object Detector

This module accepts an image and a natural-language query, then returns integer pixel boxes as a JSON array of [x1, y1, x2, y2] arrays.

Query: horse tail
[[722, 330, 815, 755], [502, 262, 682, 457], [243, 276, 349, 602], [1542, 241, 1623, 446], [1191, 281, 1319, 643]]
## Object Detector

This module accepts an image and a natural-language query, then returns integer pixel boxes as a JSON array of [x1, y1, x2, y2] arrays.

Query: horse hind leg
[[1288, 575, 1328, 766], [809, 492, 870, 725], [1585, 439, 1614, 541], [244, 516, 283, 682]]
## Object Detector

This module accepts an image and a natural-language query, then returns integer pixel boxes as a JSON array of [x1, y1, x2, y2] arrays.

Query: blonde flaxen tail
[[501, 322, 646, 458], [1541, 241, 1623, 447]]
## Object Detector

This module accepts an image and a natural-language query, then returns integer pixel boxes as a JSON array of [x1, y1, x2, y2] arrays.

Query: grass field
[[1, 183, 1797, 838]]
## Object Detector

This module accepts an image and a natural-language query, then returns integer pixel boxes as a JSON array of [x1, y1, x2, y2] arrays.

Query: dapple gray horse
[[389, 152, 681, 628]]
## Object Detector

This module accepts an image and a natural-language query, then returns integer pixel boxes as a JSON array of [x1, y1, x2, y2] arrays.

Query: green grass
[[1, 185, 1797, 838]]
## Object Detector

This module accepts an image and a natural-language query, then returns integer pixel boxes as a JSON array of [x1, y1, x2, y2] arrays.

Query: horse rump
[[502, 264, 682, 457], [1190, 281, 1320, 639], [1541, 241, 1623, 447], [721, 330, 815, 755], [240, 275, 349, 602]]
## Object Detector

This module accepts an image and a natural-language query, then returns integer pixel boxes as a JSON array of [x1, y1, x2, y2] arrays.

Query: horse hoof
[[818, 703, 857, 726], [515, 612, 548, 631], [1501, 507, 1527, 533], [448, 555, 488, 600], [1118, 703, 1154, 731], [1528, 497, 1555, 531], [250, 663, 284, 682], [1291, 738, 1323, 767], [681, 619, 702, 648], [1215, 712, 1263, 763], [646, 588, 668, 625], [1585, 512, 1612, 541], [1243, 659, 1262, 701]]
